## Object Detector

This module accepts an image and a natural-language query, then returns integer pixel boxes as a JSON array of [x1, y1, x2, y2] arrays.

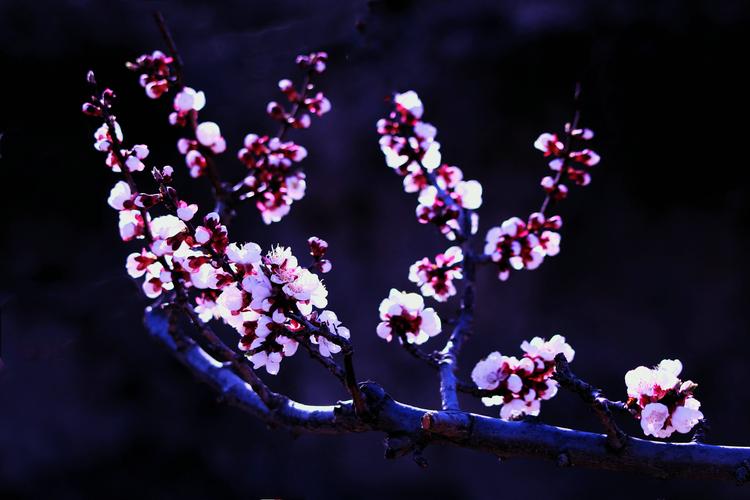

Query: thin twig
[[553, 353, 628, 451], [539, 82, 582, 216]]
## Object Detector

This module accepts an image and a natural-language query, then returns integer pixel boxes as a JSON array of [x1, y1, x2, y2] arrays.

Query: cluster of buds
[[376, 289, 441, 345], [307, 236, 332, 274], [177, 121, 227, 178], [483, 212, 562, 281], [127, 48, 227, 181], [269, 73, 331, 129], [126, 50, 174, 99], [377, 91, 482, 240], [408, 246, 463, 302], [625, 359, 704, 438], [169, 87, 205, 127], [235, 52, 331, 224], [534, 126, 600, 200], [471, 335, 575, 420]]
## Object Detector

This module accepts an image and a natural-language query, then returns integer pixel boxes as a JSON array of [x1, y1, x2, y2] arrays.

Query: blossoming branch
[[80, 15, 750, 484]]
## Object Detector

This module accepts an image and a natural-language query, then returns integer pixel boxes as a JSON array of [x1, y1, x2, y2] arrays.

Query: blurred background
[[2, 0, 750, 498]]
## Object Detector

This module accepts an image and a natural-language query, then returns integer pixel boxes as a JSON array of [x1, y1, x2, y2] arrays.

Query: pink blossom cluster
[[127, 49, 227, 179], [126, 50, 174, 99], [376, 289, 442, 345], [625, 359, 703, 438], [534, 126, 600, 200], [377, 91, 482, 240], [471, 335, 575, 420], [92, 118, 150, 175], [177, 120, 227, 178], [235, 52, 331, 224], [483, 212, 562, 281], [85, 87, 347, 374], [236, 134, 308, 224], [408, 246, 463, 302]]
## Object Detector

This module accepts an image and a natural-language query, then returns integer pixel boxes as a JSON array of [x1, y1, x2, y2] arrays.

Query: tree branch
[[145, 307, 750, 483], [436, 216, 477, 410]]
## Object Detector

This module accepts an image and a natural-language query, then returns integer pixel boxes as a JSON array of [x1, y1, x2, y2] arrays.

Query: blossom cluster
[[235, 52, 331, 224], [377, 91, 482, 240], [126, 50, 174, 98], [128, 48, 227, 180], [483, 212, 562, 281], [534, 125, 600, 200], [376, 289, 441, 345], [625, 359, 703, 438], [85, 86, 347, 375], [471, 335, 574, 420], [408, 246, 463, 302]]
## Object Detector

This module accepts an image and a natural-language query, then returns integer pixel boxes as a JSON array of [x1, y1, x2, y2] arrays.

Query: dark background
[[2, 0, 750, 498]]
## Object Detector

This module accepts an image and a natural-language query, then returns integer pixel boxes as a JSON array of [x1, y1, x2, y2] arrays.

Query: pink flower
[[484, 213, 563, 281], [640, 402, 672, 438], [408, 246, 463, 302], [473, 335, 575, 420], [176, 200, 198, 221], [107, 181, 133, 210], [312, 310, 351, 357], [226, 242, 262, 266], [174, 87, 206, 113], [118, 209, 146, 241], [624, 359, 704, 438], [125, 249, 157, 278], [376, 289, 441, 345]]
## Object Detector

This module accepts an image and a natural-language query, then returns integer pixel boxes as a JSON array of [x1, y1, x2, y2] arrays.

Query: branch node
[[420, 410, 472, 441]]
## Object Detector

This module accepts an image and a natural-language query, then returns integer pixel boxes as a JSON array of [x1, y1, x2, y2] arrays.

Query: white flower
[[191, 263, 220, 290], [640, 402, 672, 438], [520, 334, 574, 362], [506, 373, 523, 394], [625, 359, 681, 400], [226, 242, 262, 265], [125, 155, 145, 172], [454, 180, 483, 209], [282, 269, 328, 316], [133, 144, 149, 159], [250, 348, 283, 375], [500, 398, 541, 421], [195, 121, 226, 153], [394, 90, 423, 118], [471, 352, 506, 390], [671, 398, 703, 434], [657, 359, 683, 378], [174, 87, 206, 112], [380, 143, 409, 169], [149, 215, 186, 240], [107, 181, 132, 210], [216, 284, 244, 312], [176, 203, 198, 221], [421, 141, 441, 171], [118, 209, 143, 241], [313, 310, 351, 357], [376, 289, 441, 344]]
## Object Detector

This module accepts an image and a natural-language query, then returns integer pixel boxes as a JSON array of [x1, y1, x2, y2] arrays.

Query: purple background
[[2, 0, 750, 498]]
